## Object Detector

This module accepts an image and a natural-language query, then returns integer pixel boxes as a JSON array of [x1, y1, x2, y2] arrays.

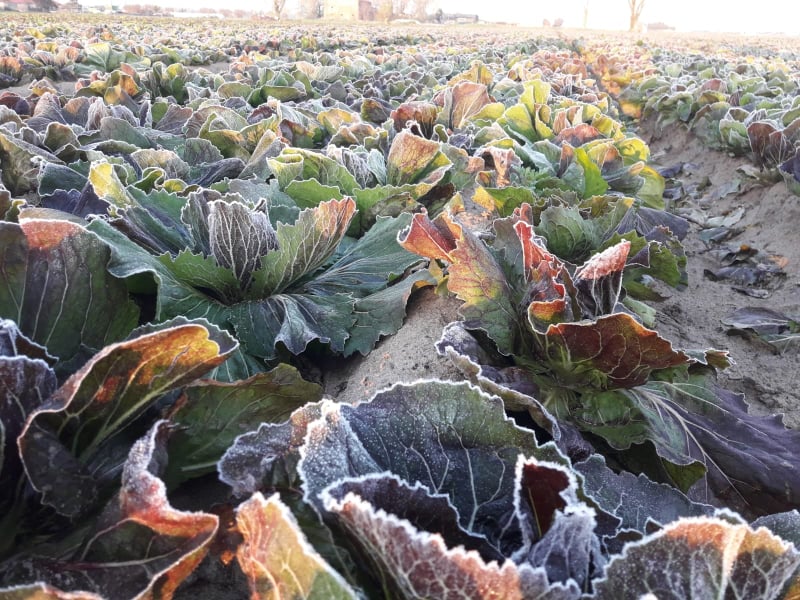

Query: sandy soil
[[642, 121, 800, 425], [323, 119, 800, 428]]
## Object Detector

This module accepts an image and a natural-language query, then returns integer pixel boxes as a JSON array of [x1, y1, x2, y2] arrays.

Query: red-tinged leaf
[[390, 100, 438, 138], [513, 457, 605, 590], [321, 482, 580, 600], [0, 583, 103, 599], [517, 459, 571, 541], [0, 220, 139, 371], [235, 492, 357, 600], [478, 146, 521, 188], [441, 81, 493, 130], [397, 210, 461, 263], [448, 224, 520, 356], [554, 124, 603, 146], [516, 221, 560, 283], [515, 221, 571, 328], [386, 130, 450, 187], [19, 318, 237, 517], [541, 313, 689, 390], [574, 240, 630, 281], [0, 422, 218, 599], [573, 240, 631, 317], [595, 517, 800, 599]]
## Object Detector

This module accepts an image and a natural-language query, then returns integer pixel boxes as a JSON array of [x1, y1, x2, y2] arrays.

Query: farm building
[[1, 0, 31, 11], [321, 0, 358, 21]]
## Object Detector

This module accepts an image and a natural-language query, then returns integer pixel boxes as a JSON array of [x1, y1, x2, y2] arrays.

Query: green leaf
[[87, 218, 233, 327], [229, 293, 355, 359], [250, 198, 356, 297], [306, 213, 423, 297], [0, 130, 63, 195], [536, 205, 602, 264], [165, 364, 321, 486], [0, 219, 139, 370], [87, 160, 136, 210], [575, 454, 712, 534], [343, 269, 435, 356], [236, 493, 357, 600], [268, 148, 359, 195]]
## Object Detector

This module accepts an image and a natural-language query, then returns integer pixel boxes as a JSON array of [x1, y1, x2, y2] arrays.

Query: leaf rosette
[[400, 205, 800, 516], [88, 181, 430, 374]]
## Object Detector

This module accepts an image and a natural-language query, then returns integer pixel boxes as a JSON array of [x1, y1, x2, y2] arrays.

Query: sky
[[434, 0, 800, 34], [80, 0, 800, 35]]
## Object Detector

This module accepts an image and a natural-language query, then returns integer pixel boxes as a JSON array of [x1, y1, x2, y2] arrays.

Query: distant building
[[1, 0, 31, 11], [322, 0, 358, 20], [358, 0, 376, 20]]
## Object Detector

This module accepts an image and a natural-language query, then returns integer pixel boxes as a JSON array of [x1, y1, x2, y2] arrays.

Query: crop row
[[1, 16, 799, 599]]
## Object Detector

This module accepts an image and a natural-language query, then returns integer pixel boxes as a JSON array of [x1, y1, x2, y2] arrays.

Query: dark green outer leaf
[[343, 269, 435, 357], [228, 292, 355, 359], [627, 378, 800, 516], [0, 220, 139, 370], [0, 131, 64, 195], [18, 319, 237, 517], [435, 321, 560, 437], [300, 381, 565, 556], [218, 402, 324, 498], [575, 454, 712, 534], [87, 219, 233, 327], [165, 364, 321, 486]]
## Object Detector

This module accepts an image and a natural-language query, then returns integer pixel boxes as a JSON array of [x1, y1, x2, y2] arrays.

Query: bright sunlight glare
[[76, 0, 800, 34]]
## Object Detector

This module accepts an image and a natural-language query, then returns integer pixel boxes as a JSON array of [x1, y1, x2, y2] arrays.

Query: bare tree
[[31, 0, 57, 10], [299, 0, 320, 19], [413, 0, 432, 20], [273, 0, 286, 18], [628, 0, 645, 31], [392, 0, 412, 18]]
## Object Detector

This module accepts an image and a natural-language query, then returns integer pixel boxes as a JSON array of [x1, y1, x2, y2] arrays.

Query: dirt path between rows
[[642, 121, 800, 425], [325, 120, 800, 428]]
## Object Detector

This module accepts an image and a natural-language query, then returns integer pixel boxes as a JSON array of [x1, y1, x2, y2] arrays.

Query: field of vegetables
[[1, 14, 800, 599]]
